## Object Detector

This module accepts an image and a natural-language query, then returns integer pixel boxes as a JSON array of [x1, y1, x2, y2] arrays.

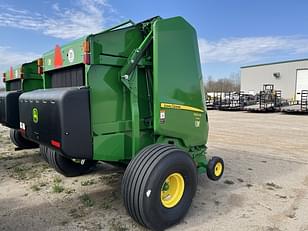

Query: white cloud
[[0, 0, 120, 40], [0, 46, 40, 87], [0, 46, 39, 66], [199, 36, 308, 64]]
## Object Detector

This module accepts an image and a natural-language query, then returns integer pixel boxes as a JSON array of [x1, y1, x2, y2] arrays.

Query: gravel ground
[[0, 110, 308, 231]]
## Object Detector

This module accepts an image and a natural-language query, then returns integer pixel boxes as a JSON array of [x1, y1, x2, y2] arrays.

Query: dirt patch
[[304, 176, 308, 186], [1, 111, 308, 231]]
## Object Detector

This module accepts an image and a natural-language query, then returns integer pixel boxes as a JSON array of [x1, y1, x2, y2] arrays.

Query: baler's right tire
[[121, 144, 197, 231], [45, 147, 97, 177], [10, 129, 38, 149]]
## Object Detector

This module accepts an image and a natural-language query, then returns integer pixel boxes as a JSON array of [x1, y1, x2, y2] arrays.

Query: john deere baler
[[0, 60, 43, 148], [18, 16, 224, 230]]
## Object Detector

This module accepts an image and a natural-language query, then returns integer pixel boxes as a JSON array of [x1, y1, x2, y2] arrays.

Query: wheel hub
[[161, 173, 185, 208], [214, 162, 223, 177]]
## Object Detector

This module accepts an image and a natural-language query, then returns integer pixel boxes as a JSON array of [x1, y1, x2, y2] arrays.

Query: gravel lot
[[0, 110, 308, 231]]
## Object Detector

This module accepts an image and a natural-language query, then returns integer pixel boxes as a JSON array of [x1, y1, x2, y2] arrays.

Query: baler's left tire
[[121, 144, 197, 231], [45, 147, 97, 177], [10, 129, 38, 149]]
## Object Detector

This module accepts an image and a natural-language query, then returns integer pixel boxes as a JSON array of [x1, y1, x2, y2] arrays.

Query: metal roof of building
[[241, 58, 308, 69]]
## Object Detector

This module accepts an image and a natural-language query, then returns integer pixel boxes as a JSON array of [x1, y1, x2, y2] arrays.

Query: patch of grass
[[109, 218, 128, 231], [12, 165, 31, 180], [64, 188, 76, 195], [81, 179, 96, 186], [30, 181, 48, 192], [9, 163, 45, 181], [60, 220, 69, 226], [80, 193, 94, 207], [39, 182, 48, 187], [53, 176, 62, 184], [69, 208, 84, 219], [0, 155, 14, 161], [99, 173, 120, 185], [100, 201, 111, 209], [51, 177, 64, 193], [52, 183, 64, 193], [30, 184, 41, 192]]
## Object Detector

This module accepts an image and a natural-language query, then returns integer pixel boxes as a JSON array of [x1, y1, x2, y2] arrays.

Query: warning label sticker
[[160, 110, 166, 124]]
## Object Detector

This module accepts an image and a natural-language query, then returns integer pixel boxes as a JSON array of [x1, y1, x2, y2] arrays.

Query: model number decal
[[160, 103, 204, 113]]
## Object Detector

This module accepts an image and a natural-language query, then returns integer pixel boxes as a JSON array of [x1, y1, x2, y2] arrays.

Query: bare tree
[[204, 72, 240, 92]]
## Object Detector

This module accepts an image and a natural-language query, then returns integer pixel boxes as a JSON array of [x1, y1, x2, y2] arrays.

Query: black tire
[[45, 147, 97, 177], [39, 145, 49, 163], [122, 144, 197, 231], [10, 129, 38, 149], [207, 156, 224, 181]]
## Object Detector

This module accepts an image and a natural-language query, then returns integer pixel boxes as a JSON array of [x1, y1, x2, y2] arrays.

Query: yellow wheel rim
[[161, 173, 185, 208], [214, 162, 223, 177]]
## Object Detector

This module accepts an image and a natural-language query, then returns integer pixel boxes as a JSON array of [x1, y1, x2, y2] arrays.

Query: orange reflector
[[51, 140, 61, 149], [9, 67, 13, 80], [37, 58, 43, 67], [54, 45, 63, 68], [83, 40, 90, 53]]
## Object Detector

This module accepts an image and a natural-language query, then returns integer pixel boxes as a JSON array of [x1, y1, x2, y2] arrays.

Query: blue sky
[[1, 0, 308, 85]]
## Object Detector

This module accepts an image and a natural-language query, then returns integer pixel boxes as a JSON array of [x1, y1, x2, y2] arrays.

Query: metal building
[[241, 59, 308, 100]]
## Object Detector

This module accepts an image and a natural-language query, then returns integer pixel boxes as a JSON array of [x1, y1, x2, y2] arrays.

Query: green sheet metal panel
[[4, 61, 43, 91], [88, 65, 131, 134], [88, 65, 153, 161], [43, 37, 85, 72], [92, 130, 153, 161], [88, 26, 153, 161], [153, 17, 208, 147], [90, 25, 144, 64], [22, 60, 43, 91]]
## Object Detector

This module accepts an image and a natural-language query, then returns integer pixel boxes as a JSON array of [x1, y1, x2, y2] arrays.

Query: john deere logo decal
[[32, 108, 39, 123], [68, 49, 75, 63]]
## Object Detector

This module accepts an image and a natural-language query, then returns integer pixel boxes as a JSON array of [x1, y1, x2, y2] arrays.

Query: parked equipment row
[[206, 84, 308, 114]]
